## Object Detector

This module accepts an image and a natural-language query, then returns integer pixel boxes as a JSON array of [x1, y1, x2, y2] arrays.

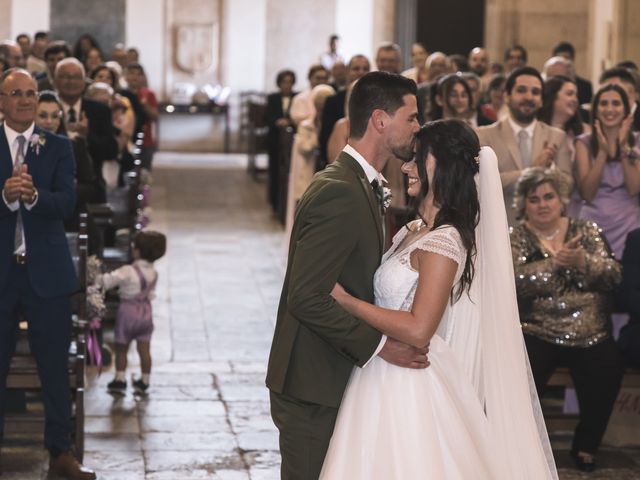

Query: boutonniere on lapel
[[376, 185, 392, 213], [29, 132, 46, 155]]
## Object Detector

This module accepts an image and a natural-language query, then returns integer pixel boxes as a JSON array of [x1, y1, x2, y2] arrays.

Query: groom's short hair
[[348, 71, 417, 139]]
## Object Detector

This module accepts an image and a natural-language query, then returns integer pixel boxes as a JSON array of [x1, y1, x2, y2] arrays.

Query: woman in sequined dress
[[510, 167, 624, 472]]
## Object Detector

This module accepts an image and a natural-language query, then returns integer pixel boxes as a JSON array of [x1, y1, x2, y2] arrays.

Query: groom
[[267, 71, 427, 479]]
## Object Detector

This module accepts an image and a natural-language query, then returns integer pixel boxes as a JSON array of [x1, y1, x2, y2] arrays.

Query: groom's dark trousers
[[266, 152, 385, 479]]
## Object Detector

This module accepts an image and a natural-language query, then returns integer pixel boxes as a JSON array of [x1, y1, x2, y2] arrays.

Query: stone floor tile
[[85, 415, 141, 434], [140, 415, 230, 434], [142, 432, 236, 451], [85, 432, 142, 452], [82, 449, 145, 471], [143, 449, 243, 474], [137, 399, 226, 417]]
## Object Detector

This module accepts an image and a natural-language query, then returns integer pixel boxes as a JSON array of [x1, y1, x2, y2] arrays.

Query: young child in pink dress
[[100, 231, 166, 395]]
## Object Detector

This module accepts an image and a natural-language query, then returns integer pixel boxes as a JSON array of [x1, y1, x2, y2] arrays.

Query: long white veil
[[475, 146, 558, 479]]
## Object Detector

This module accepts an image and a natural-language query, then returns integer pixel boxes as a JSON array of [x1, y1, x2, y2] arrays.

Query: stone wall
[[485, 0, 590, 78], [50, 0, 125, 55]]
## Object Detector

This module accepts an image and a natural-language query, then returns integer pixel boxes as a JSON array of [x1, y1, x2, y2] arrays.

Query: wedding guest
[[15, 34, 30, 59], [26, 31, 48, 75], [285, 84, 335, 237], [85, 82, 133, 188], [73, 33, 101, 64], [401, 42, 428, 84], [110, 44, 128, 70], [448, 54, 469, 72], [553, 41, 593, 105], [90, 63, 144, 137], [599, 67, 640, 131], [0, 40, 24, 69], [480, 74, 506, 122], [504, 44, 527, 73], [425, 51, 454, 82], [37, 41, 70, 92], [54, 57, 118, 200], [428, 73, 473, 122], [84, 47, 103, 76], [468, 47, 492, 91], [539, 75, 590, 216], [289, 64, 329, 127], [125, 63, 158, 170], [510, 166, 623, 472], [265, 69, 297, 214], [0, 67, 96, 480], [539, 75, 589, 142], [416, 52, 454, 123], [99, 230, 166, 396], [542, 56, 572, 80], [319, 34, 344, 71], [318, 54, 370, 168], [459, 72, 494, 127], [35, 91, 99, 226], [477, 66, 572, 225], [330, 61, 347, 91], [574, 83, 640, 259], [374, 42, 402, 74], [326, 80, 357, 164], [126, 47, 139, 65]]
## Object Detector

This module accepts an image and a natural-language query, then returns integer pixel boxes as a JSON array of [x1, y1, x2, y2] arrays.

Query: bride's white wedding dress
[[320, 147, 558, 480], [320, 225, 501, 479]]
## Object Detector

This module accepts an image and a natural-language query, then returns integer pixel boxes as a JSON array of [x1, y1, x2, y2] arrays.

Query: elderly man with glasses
[[0, 68, 96, 480]]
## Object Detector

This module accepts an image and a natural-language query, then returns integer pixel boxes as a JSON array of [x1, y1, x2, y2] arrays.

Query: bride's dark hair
[[413, 119, 480, 301]]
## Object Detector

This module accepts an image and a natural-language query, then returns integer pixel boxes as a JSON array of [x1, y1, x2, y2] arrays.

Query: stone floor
[[2, 152, 639, 479]]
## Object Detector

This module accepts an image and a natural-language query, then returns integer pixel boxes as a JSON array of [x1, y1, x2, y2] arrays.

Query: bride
[[319, 119, 558, 479]]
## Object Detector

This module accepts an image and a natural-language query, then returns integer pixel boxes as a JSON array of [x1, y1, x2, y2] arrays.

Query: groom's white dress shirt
[[343, 144, 387, 364]]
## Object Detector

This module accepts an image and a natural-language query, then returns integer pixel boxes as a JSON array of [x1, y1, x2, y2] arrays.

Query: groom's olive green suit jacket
[[266, 152, 384, 408]]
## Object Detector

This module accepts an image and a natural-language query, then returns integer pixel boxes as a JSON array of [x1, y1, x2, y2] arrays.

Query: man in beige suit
[[477, 66, 572, 224]]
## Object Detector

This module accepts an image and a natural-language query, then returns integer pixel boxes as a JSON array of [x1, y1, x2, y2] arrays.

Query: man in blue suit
[[0, 68, 95, 479]]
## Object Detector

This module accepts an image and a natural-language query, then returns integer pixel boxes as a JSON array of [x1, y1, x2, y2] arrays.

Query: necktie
[[14, 135, 26, 252], [68, 107, 76, 123], [518, 129, 531, 167], [371, 179, 383, 205]]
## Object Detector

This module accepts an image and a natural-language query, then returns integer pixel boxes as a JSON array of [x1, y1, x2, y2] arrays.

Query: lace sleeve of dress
[[409, 226, 465, 267]]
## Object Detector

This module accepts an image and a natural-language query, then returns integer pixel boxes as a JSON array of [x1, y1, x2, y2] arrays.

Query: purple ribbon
[[86, 317, 103, 374]]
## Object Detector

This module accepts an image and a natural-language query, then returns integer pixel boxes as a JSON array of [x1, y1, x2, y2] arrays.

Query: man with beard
[[477, 66, 571, 224], [468, 47, 492, 96]]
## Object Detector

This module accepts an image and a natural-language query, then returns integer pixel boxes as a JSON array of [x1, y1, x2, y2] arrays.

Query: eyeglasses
[[0, 89, 37, 99]]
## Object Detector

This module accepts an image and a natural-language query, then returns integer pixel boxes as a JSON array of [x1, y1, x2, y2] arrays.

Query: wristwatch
[[29, 188, 38, 204]]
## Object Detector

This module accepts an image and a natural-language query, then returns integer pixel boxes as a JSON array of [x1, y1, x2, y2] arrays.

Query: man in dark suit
[[267, 72, 428, 479], [317, 54, 370, 169], [0, 69, 96, 479], [54, 58, 118, 202], [265, 69, 297, 217]]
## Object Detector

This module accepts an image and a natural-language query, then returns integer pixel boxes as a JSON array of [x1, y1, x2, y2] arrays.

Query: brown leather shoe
[[48, 451, 96, 480]]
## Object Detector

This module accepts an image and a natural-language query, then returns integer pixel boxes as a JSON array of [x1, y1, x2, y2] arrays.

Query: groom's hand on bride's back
[[378, 337, 430, 369]]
